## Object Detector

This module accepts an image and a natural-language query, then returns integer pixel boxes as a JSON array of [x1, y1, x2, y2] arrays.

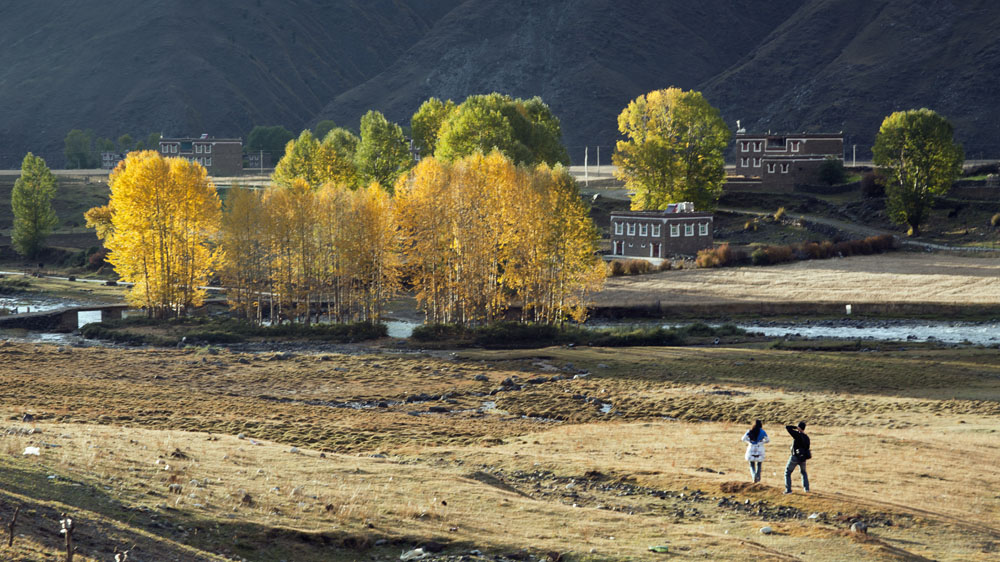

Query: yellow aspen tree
[[345, 183, 400, 322], [395, 157, 455, 323], [262, 179, 318, 323], [219, 186, 269, 323], [101, 150, 221, 317]]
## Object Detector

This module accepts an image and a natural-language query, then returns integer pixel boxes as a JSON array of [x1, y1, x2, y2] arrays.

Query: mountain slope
[[315, 0, 800, 161], [701, 0, 1000, 155], [0, 0, 461, 167]]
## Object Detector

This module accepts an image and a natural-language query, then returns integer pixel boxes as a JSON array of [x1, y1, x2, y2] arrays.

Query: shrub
[[696, 243, 748, 268], [657, 260, 672, 272], [992, 213, 1000, 228], [861, 171, 885, 198], [88, 247, 109, 270], [609, 261, 626, 276], [764, 245, 794, 265], [818, 157, 848, 185], [744, 219, 758, 231], [411, 323, 466, 342], [750, 248, 768, 265], [773, 206, 786, 222], [624, 260, 652, 275]]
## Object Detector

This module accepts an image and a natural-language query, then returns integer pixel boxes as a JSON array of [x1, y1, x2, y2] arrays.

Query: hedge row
[[81, 318, 387, 345], [696, 234, 898, 268], [411, 321, 744, 348]]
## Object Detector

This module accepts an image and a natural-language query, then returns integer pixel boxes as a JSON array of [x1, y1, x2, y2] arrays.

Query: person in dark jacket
[[784, 421, 810, 494]]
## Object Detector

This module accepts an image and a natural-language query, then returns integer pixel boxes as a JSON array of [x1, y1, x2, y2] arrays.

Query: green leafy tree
[[96, 137, 116, 153], [117, 134, 134, 152], [247, 125, 294, 160], [314, 120, 337, 141], [872, 108, 964, 236], [434, 93, 569, 166], [11, 153, 59, 258], [355, 110, 412, 191], [817, 156, 848, 185], [612, 88, 730, 211], [411, 97, 456, 158], [64, 129, 97, 168], [272, 130, 321, 188]]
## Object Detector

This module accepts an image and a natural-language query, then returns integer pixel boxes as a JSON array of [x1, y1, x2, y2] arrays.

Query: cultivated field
[[594, 252, 1000, 309], [0, 341, 997, 560]]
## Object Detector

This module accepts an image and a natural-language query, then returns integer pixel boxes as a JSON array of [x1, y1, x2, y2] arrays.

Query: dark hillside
[[0, 0, 460, 167], [700, 0, 1000, 156], [315, 0, 799, 160]]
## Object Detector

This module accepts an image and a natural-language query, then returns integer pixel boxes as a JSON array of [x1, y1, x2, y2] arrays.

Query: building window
[[670, 224, 680, 237], [614, 222, 623, 235], [790, 141, 800, 152], [639, 223, 648, 237], [781, 163, 789, 173], [172, 145, 178, 154], [195, 144, 202, 153], [684, 223, 694, 236], [699, 223, 709, 236], [651, 224, 661, 237], [205, 144, 212, 154], [627, 223, 635, 236], [767, 163, 775, 173], [161, 145, 168, 153], [740, 157, 748, 167], [754, 141, 762, 152], [206, 157, 212, 167], [753, 158, 760, 168], [740, 141, 749, 151]]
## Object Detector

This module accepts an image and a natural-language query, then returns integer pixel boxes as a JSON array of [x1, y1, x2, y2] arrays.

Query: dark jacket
[[786, 425, 811, 460]]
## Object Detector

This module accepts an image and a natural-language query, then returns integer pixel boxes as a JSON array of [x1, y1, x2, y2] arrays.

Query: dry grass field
[[593, 252, 1000, 309], [0, 340, 997, 560]]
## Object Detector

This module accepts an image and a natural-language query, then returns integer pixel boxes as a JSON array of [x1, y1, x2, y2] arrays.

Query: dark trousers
[[785, 456, 809, 492]]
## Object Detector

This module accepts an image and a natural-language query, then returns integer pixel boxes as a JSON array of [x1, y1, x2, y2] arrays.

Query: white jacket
[[742, 430, 769, 461]]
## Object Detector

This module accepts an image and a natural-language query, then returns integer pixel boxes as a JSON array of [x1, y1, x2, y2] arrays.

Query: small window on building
[[740, 157, 748, 167], [754, 141, 762, 152], [753, 158, 760, 168], [206, 157, 212, 167], [639, 223, 648, 237], [670, 224, 680, 237], [205, 144, 212, 154], [767, 163, 775, 173], [740, 141, 749, 151], [161, 145, 168, 153], [699, 223, 709, 236], [172, 145, 178, 154], [627, 223, 635, 236], [781, 163, 789, 173], [790, 141, 800, 152], [651, 224, 661, 237], [195, 144, 202, 154], [684, 223, 694, 237], [614, 222, 623, 235]]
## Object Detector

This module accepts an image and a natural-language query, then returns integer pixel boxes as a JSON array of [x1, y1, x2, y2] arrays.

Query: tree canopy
[[64, 129, 98, 169], [247, 125, 295, 160], [411, 97, 456, 158], [612, 88, 730, 211], [872, 108, 964, 236], [354, 110, 412, 191], [11, 152, 59, 258], [433, 93, 569, 167], [272, 128, 361, 190]]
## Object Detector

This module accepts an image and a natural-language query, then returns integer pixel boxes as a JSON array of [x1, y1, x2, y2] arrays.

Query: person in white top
[[741, 419, 769, 483]]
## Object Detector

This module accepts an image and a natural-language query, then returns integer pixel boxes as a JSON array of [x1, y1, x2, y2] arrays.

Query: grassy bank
[[410, 321, 746, 348], [80, 316, 387, 346]]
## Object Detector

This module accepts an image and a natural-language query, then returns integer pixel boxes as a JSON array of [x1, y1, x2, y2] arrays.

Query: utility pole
[[259, 149, 263, 176], [584, 146, 589, 187], [853, 144, 856, 167], [597, 146, 601, 176]]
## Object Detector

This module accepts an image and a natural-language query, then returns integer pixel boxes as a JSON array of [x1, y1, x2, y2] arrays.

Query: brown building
[[159, 135, 243, 176], [610, 203, 714, 259], [733, 132, 843, 190]]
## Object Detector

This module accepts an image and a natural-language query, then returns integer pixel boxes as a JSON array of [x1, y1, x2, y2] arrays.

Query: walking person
[[741, 420, 769, 483], [784, 421, 811, 494]]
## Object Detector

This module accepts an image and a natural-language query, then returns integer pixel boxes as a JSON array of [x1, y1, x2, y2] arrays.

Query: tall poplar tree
[[11, 152, 59, 259], [613, 88, 730, 211], [872, 108, 964, 236]]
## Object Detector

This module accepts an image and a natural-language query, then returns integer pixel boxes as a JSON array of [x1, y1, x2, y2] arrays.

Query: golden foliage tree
[[397, 151, 603, 326], [98, 150, 221, 316], [218, 186, 269, 323]]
